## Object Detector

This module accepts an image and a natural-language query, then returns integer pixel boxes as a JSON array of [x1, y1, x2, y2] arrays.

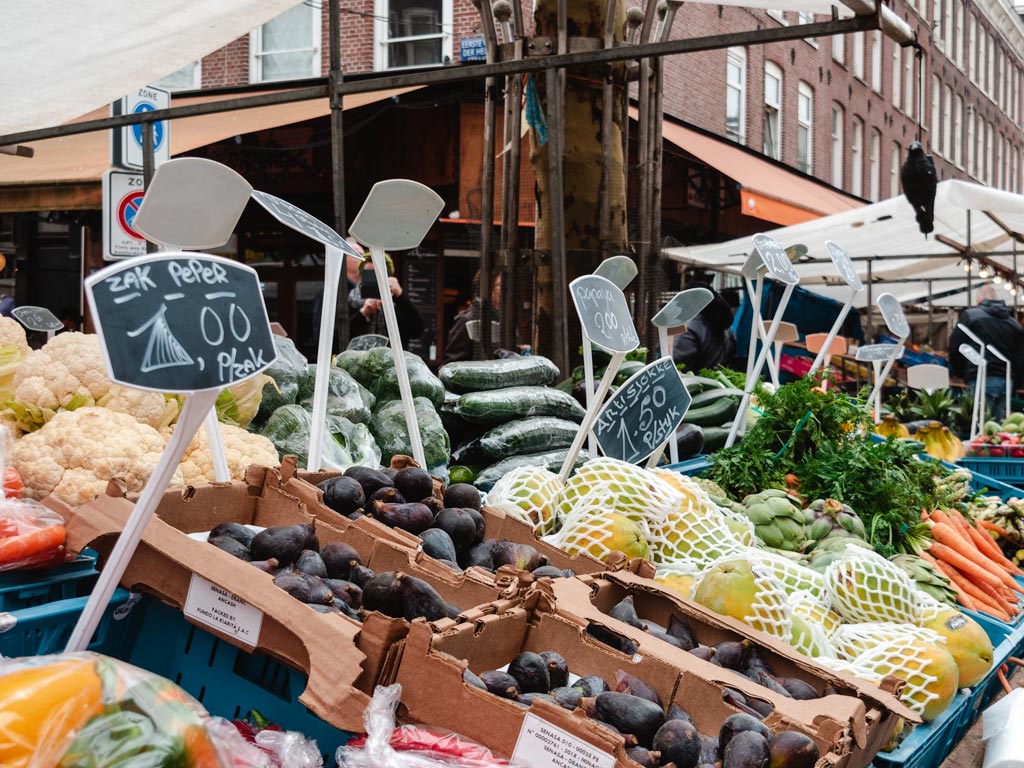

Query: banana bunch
[[874, 415, 910, 439], [914, 422, 965, 463], [741, 489, 808, 552], [889, 554, 959, 606]]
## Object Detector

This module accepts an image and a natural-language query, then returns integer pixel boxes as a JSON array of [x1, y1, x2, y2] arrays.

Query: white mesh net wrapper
[[832, 622, 945, 661], [653, 561, 702, 599], [814, 655, 887, 686], [787, 589, 842, 638], [824, 544, 922, 625], [651, 469, 758, 547], [650, 498, 747, 567], [695, 555, 794, 642], [547, 482, 651, 562], [554, 458, 680, 531], [486, 466, 564, 536], [745, 547, 828, 602], [844, 637, 947, 717]]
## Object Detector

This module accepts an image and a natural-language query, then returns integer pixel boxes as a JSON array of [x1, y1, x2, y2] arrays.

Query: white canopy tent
[[663, 180, 1024, 310]]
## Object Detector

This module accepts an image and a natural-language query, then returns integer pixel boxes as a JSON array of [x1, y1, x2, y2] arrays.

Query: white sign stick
[[560, 351, 627, 481], [67, 388, 219, 651], [810, 241, 864, 375], [809, 292, 856, 375], [987, 344, 1012, 418], [308, 245, 348, 470], [858, 343, 904, 418], [582, 338, 598, 455]]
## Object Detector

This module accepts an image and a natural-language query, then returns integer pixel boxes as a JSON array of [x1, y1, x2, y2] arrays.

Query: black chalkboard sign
[[251, 190, 362, 259], [594, 357, 691, 464], [85, 253, 276, 393], [569, 275, 639, 353], [348, 334, 389, 350], [12, 306, 63, 333]]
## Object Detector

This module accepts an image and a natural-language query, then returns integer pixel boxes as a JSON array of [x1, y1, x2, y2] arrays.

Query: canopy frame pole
[[865, 259, 873, 340], [927, 279, 933, 345], [329, 0, 350, 349], [142, 122, 157, 255]]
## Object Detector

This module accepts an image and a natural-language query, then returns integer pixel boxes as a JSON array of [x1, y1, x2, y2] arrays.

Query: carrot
[[949, 508, 975, 533], [977, 580, 1019, 615], [930, 540, 1004, 588], [931, 524, 1018, 590], [930, 509, 955, 527], [969, 523, 1024, 578], [978, 519, 1011, 538], [940, 573, 977, 610], [0, 524, 65, 565], [935, 561, 1013, 620]]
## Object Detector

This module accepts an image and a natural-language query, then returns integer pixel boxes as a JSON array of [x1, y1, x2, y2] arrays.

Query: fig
[[699, 734, 721, 764], [373, 501, 434, 534], [531, 565, 574, 579], [540, 651, 569, 689], [370, 486, 406, 505], [249, 558, 279, 574], [722, 730, 770, 768], [209, 535, 249, 560], [653, 719, 701, 768], [719, 714, 772, 754], [274, 572, 333, 605], [591, 692, 665, 748], [394, 467, 434, 503], [517, 692, 557, 706], [768, 731, 819, 768], [320, 542, 362, 580], [420, 528, 459, 563], [572, 675, 610, 697], [348, 563, 376, 588], [615, 671, 663, 707], [587, 624, 640, 655], [609, 595, 645, 629], [648, 627, 688, 650], [776, 678, 819, 700], [464, 669, 487, 691], [492, 540, 543, 571], [444, 483, 482, 510], [714, 640, 753, 671], [434, 508, 478, 552], [317, 476, 365, 517], [322, 579, 362, 608], [361, 572, 404, 617], [459, 540, 496, 570], [422, 496, 444, 515], [667, 703, 692, 722], [397, 573, 450, 621], [480, 670, 520, 699], [550, 686, 582, 710], [209, 522, 255, 547], [689, 646, 717, 662], [508, 652, 550, 693], [294, 550, 327, 578], [666, 614, 697, 650], [625, 747, 662, 768], [344, 466, 394, 499], [250, 524, 311, 566]]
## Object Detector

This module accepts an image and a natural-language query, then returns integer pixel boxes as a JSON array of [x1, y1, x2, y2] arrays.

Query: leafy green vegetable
[[256, 336, 308, 423], [370, 397, 450, 469], [260, 404, 380, 470], [698, 366, 746, 389], [297, 365, 374, 424]]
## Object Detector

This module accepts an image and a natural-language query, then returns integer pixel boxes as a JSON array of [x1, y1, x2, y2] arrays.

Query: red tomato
[[991, 447, 1005, 457]]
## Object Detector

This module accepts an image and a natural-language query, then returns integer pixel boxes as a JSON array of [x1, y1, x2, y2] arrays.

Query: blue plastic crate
[[870, 691, 972, 768], [960, 620, 1024, 730], [110, 598, 354, 766], [0, 587, 140, 658], [958, 457, 1024, 491], [0, 553, 101, 613]]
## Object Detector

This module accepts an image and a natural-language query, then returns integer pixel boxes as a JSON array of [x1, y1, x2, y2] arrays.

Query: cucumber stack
[[439, 355, 589, 488], [677, 374, 744, 456]]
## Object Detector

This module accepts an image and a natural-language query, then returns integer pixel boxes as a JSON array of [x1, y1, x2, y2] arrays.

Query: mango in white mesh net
[[845, 637, 960, 721], [832, 622, 946, 661], [693, 556, 793, 642], [652, 469, 757, 546], [787, 589, 842, 638], [486, 466, 563, 535], [653, 561, 702, 599], [547, 483, 651, 562], [742, 547, 828, 602], [554, 458, 680, 531], [824, 544, 922, 625], [650, 498, 746, 567]]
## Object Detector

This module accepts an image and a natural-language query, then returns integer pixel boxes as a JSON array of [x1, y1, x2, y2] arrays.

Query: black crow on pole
[[900, 141, 938, 236]]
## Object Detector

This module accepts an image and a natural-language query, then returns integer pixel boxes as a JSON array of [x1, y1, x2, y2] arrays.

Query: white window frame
[[764, 62, 783, 161], [726, 47, 747, 144], [904, 46, 915, 118], [798, 12, 818, 45], [852, 32, 865, 80], [969, 15, 977, 83], [942, 84, 952, 159], [870, 31, 882, 93], [954, 0, 963, 69], [931, 75, 941, 153], [153, 61, 202, 92], [986, 122, 994, 184], [933, 0, 943, 49], [953, 94, 963, 168], [892, 44, 902, 107], [373, 0, 454, 71], [851, 117, 864, 197], [869, 129, 881, 202], [249, 5, 322, 83], [987, 40, 994, 99], [767, 10, 788, 24], [797, 82, 813, 173], [833, 35, 845, 65], [831, 103, 845, 187], [891, 142, 902, 198], [980, 31, 988, 94], [968, 109, 976, 177], [943, 0, 954, 55]]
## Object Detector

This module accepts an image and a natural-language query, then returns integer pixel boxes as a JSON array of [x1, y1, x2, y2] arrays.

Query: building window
[[871, 31, 883, 93], [374, 0, 453, 70], [942, 85, 952, 162], [931, 75, 941, 152], [798, 82, 813, 173], [726, 47, 747, 143], [986, 122, 994, 184], [833, 35, 845, 65], [852, 32, 865, 80], [869, 129, 881, 201], [904, 47, 915, 118], [933, 0, 943, 47], [891, 142, 902, 197], [953, 94, 963, 167], [767, 9, 787, 24], [987, 43, 995, 100], [969, 16, 977, 82], [943, 0, 954, 55], [764, 62, 783, 160], [954, 0, 964, 69], [250, 4, 321, 83], [980, 32, 988, 93], [851, 117, 864, 197], [831, 104, 845, 187], [892, 44, 902, 108], [153, 62, 201, 92], [968, 110, 976, 177]]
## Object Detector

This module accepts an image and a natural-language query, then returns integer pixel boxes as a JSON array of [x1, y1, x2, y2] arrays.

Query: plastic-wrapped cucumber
[[370, 396, 450, 469], [297, 364, 374, 424], [455, 386, 586, 425], [335, 347, 445, 407], [439, 355, 559, 393], [477, 417, 579, 460], [475, 448, 591, 489]]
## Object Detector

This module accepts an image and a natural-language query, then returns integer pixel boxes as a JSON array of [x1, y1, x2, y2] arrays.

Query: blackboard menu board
[[405, 255, 437, 359]]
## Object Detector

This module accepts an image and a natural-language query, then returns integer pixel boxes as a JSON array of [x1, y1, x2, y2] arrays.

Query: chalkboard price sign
[[751, 234, 799, 285], [12, 306, 63, 333], [825, 241, 863, 291], [348, 334, 389, 350], [86, 253, 276, 393], [855, 343, 903, 362], [569, 275, 639, 353], [594, 357, 691, 464]]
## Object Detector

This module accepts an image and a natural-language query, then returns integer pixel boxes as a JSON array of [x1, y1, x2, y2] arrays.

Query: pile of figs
[[207, 521, 460, 623], [318, 467, 572, 579], [464, 650, 821, 768], [590, 596, 826, 704]]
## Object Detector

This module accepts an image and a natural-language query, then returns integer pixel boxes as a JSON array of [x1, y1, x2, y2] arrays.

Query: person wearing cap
[[949, 285, 1024, 421], [348, 251, 424, 349]]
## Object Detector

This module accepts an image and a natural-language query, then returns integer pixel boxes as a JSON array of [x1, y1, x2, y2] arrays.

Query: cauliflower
[[0, 317, 31, 401], [0, 317, 30, 358], [11, 407, 168, 506], [10, 333, 179, 431], [178, 422, 280, 486]]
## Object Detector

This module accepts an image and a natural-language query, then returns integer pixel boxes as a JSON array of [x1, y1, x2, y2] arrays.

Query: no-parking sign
[[103, 170, 147, 260], [111, 86, 170, 170]]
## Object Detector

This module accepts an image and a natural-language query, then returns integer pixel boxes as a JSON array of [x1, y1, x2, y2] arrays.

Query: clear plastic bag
[[0, 497, 68, 572], [0, 651, 308, 768], [338, 685, 517, 768]]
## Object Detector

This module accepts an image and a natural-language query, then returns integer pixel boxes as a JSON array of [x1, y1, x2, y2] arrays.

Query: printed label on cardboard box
[[184, 574, 264, 647], [512, 713, 616, 768]]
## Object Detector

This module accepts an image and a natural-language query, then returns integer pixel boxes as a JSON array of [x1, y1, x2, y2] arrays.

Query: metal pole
[[546, 65, 569, 373], [479, 0, 500, 359], [865, 259, 873, 340], [598, 0, 618, 258], [329, 0, 350, 349], [142, 121, 157, 254], [927, 279, 934, 345]]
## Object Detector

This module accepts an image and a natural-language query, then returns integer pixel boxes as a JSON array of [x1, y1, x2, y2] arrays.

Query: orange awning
[[643, 111, 864, 226], [0, 86, 421, 211]]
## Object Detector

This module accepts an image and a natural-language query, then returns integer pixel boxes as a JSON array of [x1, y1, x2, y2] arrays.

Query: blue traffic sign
[[131, 102, 164, 149]]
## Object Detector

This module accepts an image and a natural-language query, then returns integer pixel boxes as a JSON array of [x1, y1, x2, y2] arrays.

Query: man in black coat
[[671, 288, 736, 372], [949, 285, 1024, 421]]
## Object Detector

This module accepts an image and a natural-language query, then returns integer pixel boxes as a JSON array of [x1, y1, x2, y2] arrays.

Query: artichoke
[[805, 536, 872, 573], [889, 554, 959, 606], [741, 489, 808, 552], [805, 498, 867, 545]]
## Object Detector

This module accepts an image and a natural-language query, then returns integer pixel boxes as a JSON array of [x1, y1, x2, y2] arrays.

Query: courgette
[[674, 423, 705, 460], [439, 355, 559, 393], [456, 386, 587, 425], [681, 376, 726, 395], [684, 396, 738, 427], [475, 448, 592, 489], [699, 425, 732, 452], [477, 417, 579, 460], [689, 387, 745, 409]]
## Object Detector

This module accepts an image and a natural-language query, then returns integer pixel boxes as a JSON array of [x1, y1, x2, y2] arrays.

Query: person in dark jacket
[[348, 253, 424, 350], [949, 285, 1024, 421], [442, 271, 501, 364], [671, 288, 736, 372]]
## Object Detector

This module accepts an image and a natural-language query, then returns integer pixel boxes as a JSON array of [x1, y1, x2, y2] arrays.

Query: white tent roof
[[664, 180, 1024, 309], [0, 0, 305, 135]]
